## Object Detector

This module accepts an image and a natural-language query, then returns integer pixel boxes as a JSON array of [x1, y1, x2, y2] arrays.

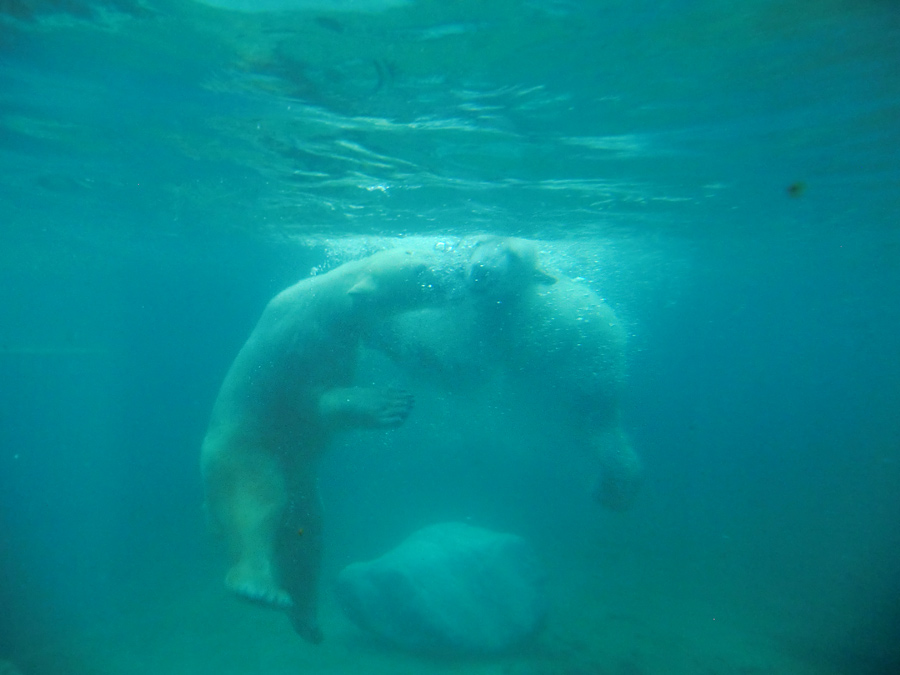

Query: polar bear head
[[347, 248, 447, 314], [467, 236, 556, 299]]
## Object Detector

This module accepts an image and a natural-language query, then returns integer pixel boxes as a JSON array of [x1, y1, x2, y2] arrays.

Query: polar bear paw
[[290, 607, 324, 644], [362, 387, 415, 428], [319, 386, 415, 429], [226, 564, 293, 608]]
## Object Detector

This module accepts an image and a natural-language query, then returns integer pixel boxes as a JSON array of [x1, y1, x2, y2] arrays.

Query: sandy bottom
[[6, 542, 848, 675]]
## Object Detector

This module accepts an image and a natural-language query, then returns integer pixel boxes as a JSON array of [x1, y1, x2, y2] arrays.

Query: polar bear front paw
[[364, 387, 415, 428], [319, 386, 415, 429], [226, 565, 293, 608]]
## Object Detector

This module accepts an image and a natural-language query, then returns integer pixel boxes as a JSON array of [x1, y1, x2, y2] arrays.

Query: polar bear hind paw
[[226, 565, 293, 608], [290, 609, 324, 644]]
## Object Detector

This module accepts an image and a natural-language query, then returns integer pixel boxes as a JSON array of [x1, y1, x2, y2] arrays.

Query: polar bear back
[[499, 276, 626, 412], [203, 248, 446, 457]]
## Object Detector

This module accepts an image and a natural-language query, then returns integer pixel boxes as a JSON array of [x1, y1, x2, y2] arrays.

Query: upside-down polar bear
[[373, 236, 644, 513]]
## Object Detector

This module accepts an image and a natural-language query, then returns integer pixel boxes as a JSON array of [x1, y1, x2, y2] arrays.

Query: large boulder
[[336, 522, 547, 655]]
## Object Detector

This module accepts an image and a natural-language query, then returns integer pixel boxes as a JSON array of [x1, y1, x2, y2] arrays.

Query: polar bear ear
[[348, 275, 379, 297]]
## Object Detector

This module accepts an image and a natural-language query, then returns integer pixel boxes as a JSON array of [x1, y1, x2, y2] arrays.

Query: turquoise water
[[1, 1, 899, 674]]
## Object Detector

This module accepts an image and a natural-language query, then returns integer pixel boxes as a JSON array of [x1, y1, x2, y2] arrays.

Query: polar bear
[[201, 248, 448, 643], [372, 236, 643, 512], [467, 236, 643, 510]]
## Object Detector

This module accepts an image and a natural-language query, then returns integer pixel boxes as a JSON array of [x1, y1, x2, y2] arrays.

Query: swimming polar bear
[[467, 236, 643, 510], [372, 236, 644, 512], [201, 248, 448, 643]]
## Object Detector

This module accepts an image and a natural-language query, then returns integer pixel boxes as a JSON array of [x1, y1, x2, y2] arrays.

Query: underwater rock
[[336, 521, 547, 655]]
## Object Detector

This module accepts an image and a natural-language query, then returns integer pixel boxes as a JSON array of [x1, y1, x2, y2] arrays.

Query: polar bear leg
[[206, 452, 293, 608], [318, 386, 414, 429], [278, 478, 325, 643], [593, 428, 644, 512]]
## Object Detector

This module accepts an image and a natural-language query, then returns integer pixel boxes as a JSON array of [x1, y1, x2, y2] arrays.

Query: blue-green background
[[1, 1, 898, 674]]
